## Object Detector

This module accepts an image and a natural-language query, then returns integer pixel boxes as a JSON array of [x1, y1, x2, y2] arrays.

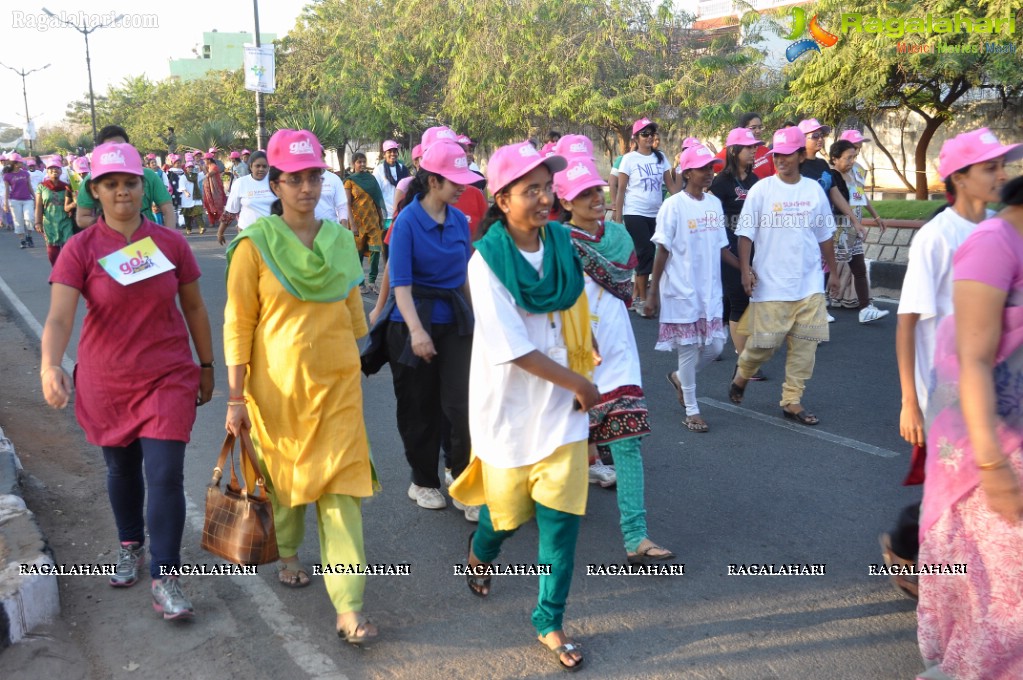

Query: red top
[[386, 185, 489, 244], [50, 218, 202, 447], [715, 144, 775, 179]]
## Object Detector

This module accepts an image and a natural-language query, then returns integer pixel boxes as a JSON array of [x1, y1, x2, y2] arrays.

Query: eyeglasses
[[278, 174, 325, 187], [509, 183, 554, 199], [808, 132, 827, 140], [637, 131, 655, 138]]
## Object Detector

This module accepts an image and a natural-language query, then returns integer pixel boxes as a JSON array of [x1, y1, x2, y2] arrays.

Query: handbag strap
[[212, 432, 269, 501]]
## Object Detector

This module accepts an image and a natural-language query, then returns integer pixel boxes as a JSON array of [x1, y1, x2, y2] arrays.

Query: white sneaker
[[589, 462, 617, 488], [827, 313, 835, 323], [859, 304, 890, 324], [408, 483, 446, 510], [444, 468, 455, 487], [452, 498, 480, 522]]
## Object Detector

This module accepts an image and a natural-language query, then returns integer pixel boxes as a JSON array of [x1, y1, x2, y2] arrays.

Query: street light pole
[[253, 0, 267, 150], [42, 8, 123, 145], [0, 62, 50, 155]]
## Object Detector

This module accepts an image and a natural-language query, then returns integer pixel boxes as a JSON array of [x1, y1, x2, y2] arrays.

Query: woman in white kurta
[[217, 151, 274, 244], [645, 144, 734, 432]]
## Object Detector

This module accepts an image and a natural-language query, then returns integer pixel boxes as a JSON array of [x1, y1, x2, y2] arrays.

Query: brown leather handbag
[[200, 431, 279, 565]]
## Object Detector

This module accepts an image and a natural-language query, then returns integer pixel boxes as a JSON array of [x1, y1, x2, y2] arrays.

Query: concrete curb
[[0, 427, 59, 650], [870, 261, 907, 292]]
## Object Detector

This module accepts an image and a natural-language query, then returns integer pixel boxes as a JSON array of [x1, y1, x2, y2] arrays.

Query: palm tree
[[178, 120, 243, 154], [276, 107, 344, 151]]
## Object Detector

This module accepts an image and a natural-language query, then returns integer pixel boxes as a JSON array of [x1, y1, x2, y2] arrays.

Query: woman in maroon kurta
[[40, 142, 215, 621]]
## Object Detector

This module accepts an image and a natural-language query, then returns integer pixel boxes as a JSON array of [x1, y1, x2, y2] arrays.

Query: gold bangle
[[978, 458, 1008, 471]]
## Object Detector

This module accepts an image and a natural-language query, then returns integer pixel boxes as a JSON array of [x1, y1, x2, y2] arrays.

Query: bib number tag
[[99, 236, 176, 286], [548, 347, 569, 367]]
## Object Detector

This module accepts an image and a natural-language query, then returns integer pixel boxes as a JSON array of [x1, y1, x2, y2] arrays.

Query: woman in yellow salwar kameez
[[223, 129, 378, 645]]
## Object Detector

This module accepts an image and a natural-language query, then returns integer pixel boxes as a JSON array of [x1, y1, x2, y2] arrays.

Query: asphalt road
[[0, 225, 923, 679]]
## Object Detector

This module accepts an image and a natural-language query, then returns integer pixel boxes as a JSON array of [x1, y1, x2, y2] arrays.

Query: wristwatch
[[200, 361, 215, 369]]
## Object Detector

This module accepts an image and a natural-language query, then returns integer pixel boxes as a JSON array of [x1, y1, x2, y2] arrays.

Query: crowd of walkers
[[25, 113, 1023, 676]]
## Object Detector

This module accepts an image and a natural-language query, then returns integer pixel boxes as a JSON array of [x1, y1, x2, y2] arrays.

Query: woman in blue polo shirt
[[384, 140, 481, 521]]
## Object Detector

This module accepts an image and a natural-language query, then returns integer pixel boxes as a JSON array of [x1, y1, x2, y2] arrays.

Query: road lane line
[[698, 397, 900, 458], [0, 271, 350, 680]]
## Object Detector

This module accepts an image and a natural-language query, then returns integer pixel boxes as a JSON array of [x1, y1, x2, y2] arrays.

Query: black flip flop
[[466, 532, 491, 598], [782, 409, 819, 426], [538, 637, 584, 672], [728, 380, 746, 404]]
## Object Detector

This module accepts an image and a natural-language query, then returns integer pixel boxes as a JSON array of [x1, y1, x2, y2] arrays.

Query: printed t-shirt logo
[[289, 139, 314, 156], [100, 150, 126, 166], [772, 202, 784, 213], [566, 163, 590, 181], [688, 219, 698, 230]]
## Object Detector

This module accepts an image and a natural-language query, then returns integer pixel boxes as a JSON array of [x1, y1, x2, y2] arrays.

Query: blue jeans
[[102, 438, 186, 580]]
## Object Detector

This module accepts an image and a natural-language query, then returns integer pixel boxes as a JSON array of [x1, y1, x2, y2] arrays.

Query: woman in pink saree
[[919, 174, 1023, 680]]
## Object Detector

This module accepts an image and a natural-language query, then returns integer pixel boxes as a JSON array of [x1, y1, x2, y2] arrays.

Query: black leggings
[[623, 215, 656, 276]]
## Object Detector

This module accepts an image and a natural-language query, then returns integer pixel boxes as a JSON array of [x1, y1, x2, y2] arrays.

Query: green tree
[[784, 0, 1023, 198]]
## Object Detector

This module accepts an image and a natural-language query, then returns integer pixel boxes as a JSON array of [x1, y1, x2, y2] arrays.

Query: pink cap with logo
[[420, 140, 482, 185], [89, 143, 144, 180], [27, 158, 37, 166], [456, 134, 472, 146], [411, 143, 424, 161], [422, 126, 458, 150], [382, 140, 400, 152], [839, 130, 870, 144], [553, 158, 607, 201], [486, 141, 567, 195], [45, 155, 63, 169], [230, 151, 241, 159], [798, 118, 832, 136], [73, 156, 90, 174], [553, 134, 594, 161], [167, 153, 180, 163], [208, 147, 218, 154], [681, 137, 701, 151], [203, 152, 216, 160], [938, 127, 1023, 181], [184, 152, 194, 162], [267, 129, 328, 173], [678, 144, 725, 172], [725, 128, 764, 147], [145, 153, 156, 160], [8, 152, 23, 163], [766, 127, 806, 156], [540, 142, 557, 158], [242, 149, 251, 155], [632, 117, 656, 136]]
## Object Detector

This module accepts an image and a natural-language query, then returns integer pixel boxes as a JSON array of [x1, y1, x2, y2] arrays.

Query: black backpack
[[167, 171, 182, 207]]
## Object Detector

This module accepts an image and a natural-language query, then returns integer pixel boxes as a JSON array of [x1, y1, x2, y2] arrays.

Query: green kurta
[[36, 183, 74, 247]]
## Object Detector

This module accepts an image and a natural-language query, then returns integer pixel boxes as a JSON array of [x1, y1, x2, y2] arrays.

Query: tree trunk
[[616, 125, 632, 159], [914, 118, 944, 200]]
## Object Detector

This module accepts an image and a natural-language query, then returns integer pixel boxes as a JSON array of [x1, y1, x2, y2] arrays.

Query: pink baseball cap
[[554, 134, 594, 161], [8, 152, 23, 162], [725, 127, 764, 147], [411, 143, 424, 161], [938, 127, 1023, 181], [766, 127, 806, 156], [185, 162, 195, 168], [456, 134, 472, 146], [242, 149, 251, 155], [382, 140, 400, 152], [422, 126, 458, 150], [540, 142, 557, 157], [27, 158, 37, 166], [45, 155, 63, 169], [678, 144, 725, 172], [202, 152, 215, 160], [145, 153, 156, 160], [184, 152, 195, 162], [486, 141, 567, 194], [632, 117, 656, 136], [208, 147, 218, 153], [839, 130, 870, 144], [798, 118, 832, 136], [73, 156, 90, 174], [89, 143, 144, 180], [167, 153, 180, 163], [553, 158, 607, 201], [267, 129, 328, 173], [420, 140, 482, 185], [230, 151, 241, 159], [681, 136, 701, 151], [396, 176, 414, 196]]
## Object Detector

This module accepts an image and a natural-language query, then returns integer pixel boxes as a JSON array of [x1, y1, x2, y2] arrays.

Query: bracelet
[[227, 402, 248, 408], [40, 365, 63, 377], [200, 361, 214, 369], [978, 457, 1009, 471], [227, 396, 248, 405]]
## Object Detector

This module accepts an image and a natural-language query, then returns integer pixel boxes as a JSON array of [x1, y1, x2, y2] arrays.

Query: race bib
[[548, 346, 569, 367], [99, 236, 176, 285]]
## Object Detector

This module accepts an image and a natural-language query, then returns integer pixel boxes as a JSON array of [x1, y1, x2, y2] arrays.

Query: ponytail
[[396, 170, 443, 214], [268, 166, 284, 216], [1001, 175, 1023, 206]]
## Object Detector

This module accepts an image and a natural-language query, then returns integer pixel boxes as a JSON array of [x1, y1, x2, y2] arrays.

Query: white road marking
[[0, 271, 350, 680], [698, 397, 900, 458]]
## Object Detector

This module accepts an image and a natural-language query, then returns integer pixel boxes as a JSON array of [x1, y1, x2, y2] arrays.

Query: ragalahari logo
[[785, 7, 839, 61]]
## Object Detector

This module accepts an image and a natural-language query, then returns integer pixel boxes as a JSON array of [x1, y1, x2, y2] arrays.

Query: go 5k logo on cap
[[785, 7, 839, 61]]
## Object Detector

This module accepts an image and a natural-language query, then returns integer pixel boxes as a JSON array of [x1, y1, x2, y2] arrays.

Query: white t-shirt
[[619, 151, 672, 217], [467, 246, 589, 468], [373, 163, 400, 217], [651, 191, 728, 323], [898, 207, 992, 413], [315, 171, 349, 223], [177, 171, 205, 209], [225, 174, 275, 230], [585, 273, 642, 392], [28, 169, 45, 192], [735, 175, 835, 302]]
